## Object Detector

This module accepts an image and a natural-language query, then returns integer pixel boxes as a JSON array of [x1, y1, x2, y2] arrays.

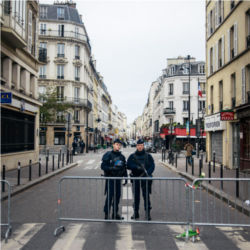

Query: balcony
[[75, 77, 80, 81], [38, 48, 47, 63], [247, 35, 250, 48], [57, 75, 64, 79], [163, 108, 175, 115], [57, 54, 64, 58], [39, 75, 46, 79], [56, 97, 92, 111], [183, 90, 189, 95], [39, 30, 91, 50], [232, 97, 236, 108]]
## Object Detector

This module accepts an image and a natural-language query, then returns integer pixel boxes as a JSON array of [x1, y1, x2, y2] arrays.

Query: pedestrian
[[80, 139, 85, 154], [72, 140, 77, 155], [101, 139, 127, 220], [127, 139, 155, 221], [184, 142, 194, 166]]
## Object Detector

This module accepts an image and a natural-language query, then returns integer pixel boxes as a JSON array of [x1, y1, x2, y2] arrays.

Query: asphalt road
[[1, 147, 250, 249]]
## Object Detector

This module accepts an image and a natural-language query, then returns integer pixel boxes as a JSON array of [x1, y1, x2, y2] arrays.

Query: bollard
[[71, 150, 73, 163], [220, 164, 223, 190], [17, 162, 21, 185], [47, 149, 49, 157], [162, 148, 163, 161], [2, 165, 6, 192], [58, 154, 60, 169], [186, 157, 188, 172], [199, 159, 202, 176], [208, 161, 211, 183], [201, 154, 203, 169], [163, 149, 166, 162], [52, 155, 55, 171], [29, 160, 32, 181], [191, 157, 194, 176], [46, 156, 48, 174], [67, 149, 69, 164], [62, 153, 64, 167], [175, 154, 178, 168], [213, 151, 216, 173], [236, 167, 239, 198], [39, 158, 41, 177], [60, 149, 62, 161]]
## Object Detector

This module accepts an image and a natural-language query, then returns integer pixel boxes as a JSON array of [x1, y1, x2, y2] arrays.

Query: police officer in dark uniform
[[127, 139, 155, 220], [101, 139, 127, 220]]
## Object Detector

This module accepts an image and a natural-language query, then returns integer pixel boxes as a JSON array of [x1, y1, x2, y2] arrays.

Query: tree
[[39, 87, 71, 124]]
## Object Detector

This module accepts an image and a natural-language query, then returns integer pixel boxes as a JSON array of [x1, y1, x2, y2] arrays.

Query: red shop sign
[[220, 111, 234, 121]]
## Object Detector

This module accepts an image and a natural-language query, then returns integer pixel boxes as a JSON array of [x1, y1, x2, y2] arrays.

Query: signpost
[[1, 92, 12, 103]]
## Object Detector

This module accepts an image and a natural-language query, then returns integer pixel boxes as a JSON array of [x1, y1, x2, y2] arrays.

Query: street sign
[[1, 92, 12, 103], [220, 111, 234, 121]]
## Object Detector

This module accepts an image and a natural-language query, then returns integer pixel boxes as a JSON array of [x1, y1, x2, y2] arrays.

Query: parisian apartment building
[[1, 1, 41, 170], [205, 0, 250, 169]]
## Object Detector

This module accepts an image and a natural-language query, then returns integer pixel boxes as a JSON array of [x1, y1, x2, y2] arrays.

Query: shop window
[[54, 132, 65, 145]]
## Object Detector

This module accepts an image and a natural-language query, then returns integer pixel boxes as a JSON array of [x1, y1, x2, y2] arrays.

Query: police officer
[[127, 139, 155, 220], [101, 139, 127, 220]]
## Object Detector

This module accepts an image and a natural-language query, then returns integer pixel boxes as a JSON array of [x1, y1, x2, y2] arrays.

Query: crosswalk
[[1, 223, 249, 250]]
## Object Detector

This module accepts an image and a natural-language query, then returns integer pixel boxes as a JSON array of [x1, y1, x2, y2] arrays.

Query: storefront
[[205, 113, 226, 164]]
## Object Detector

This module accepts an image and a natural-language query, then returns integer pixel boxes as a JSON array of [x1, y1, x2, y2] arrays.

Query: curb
[[1, 162, 78, 201], [160, 160, 250, 217]]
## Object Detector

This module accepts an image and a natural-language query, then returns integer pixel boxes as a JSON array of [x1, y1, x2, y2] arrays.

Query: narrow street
[[1, 148, 250, 250]]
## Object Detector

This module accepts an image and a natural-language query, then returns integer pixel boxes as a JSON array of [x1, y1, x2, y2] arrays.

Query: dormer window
[[57, 7, 65, 20], [40, 6, 48, 19], [199, 64, 205, 74]]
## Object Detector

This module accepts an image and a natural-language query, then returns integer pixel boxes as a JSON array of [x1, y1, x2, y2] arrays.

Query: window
[[75, 66, 80, 81], [218, 0, 223, 24], [230, 0, 235, 10], [183, 101, 189, 111], [39, 65, 46, 78], [40, 23, 46, 35], [170, 66, 175, 75], [57, 7, 65, 19], [40, 6, 47, 19], [74, 87, 80, 102], [199, 64, 205, 74], [57, 86, 64, 100], [57, 43, 64, 57], [246, 9, 250, 48], [219, 80, 223, 111], [169, 83, 173, 95], [58, 24, 64, 37], [183, 82, 189, 94], [39, 129, 46, 145], [231, 73, 236, 108], [169, 101, 174, 110], [154, 120, 159, 132], [199, 101, 205, 111], [57, 65, 64, 79], [74, 110, 80, 123], [210, 47, 214, 73], [40, 42, 47, 49], [75, 26, 79, 39], [229, 23, 238, 60], [38, 86, 46, 95], [1, 108, 35, 153], [182, 65, 189, 74], [200, 82, 206, 94], [54, 132, 65, 145], [210, 85, 214, 113], [75, 45, 80, 59]]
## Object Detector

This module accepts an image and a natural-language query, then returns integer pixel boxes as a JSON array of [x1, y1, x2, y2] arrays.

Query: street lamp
[[180, 55, 191, 143]]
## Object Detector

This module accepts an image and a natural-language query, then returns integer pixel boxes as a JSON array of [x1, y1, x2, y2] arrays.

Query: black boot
[[131, 211, 139, 220], [145, 211, 151, 221], [104, 213, 109, 220], [112, 213, 124, 220]]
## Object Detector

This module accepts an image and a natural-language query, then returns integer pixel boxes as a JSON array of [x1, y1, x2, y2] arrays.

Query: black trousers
[[132, 179, 151, 212], [104, 179, 121, 215]]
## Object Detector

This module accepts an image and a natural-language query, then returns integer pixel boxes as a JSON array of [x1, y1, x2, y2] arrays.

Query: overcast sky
[[42, 0, 206, 124]]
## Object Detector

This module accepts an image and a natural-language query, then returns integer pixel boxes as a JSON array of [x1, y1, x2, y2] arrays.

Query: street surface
[[1, 147, 250, 249]]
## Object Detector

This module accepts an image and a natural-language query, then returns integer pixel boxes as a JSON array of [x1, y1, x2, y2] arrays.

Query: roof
[[40, 4, 82, 24]]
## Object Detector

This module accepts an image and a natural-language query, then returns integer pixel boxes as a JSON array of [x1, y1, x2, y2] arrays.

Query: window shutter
[[28, 9, 32, 53], [234, 22, 238, 56], [207, 49, 210, 76], [207, 13, 211, 37], [215, 1, 218, 28], [215, 41, 218, 71], [213, 45, 216, 73], [227, 29, 230, 62], [242, 67, 246, 104], [221, 35, 225, 66]]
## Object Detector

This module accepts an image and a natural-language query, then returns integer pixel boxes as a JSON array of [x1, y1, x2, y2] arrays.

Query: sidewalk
[[160, 151, 250, 216]]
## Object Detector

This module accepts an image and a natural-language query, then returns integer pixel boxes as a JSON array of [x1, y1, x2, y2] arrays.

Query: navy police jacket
[[127, 150, 155, 177], [101, 150, 127, 177]]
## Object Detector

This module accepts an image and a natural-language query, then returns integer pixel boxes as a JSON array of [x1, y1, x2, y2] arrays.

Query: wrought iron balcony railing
[[163, 108, 176, 115]]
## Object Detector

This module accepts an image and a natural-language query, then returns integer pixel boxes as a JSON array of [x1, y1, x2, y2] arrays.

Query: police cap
[[136, 139, 144, 145]]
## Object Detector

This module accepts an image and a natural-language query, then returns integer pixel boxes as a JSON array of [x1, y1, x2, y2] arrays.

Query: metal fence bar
[[191, 178, 250, 228], [0, 180, 12, 242]]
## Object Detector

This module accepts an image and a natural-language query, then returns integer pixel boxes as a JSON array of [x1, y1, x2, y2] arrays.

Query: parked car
[[144, 142, 156, 153], [131, 140, 136, 147]]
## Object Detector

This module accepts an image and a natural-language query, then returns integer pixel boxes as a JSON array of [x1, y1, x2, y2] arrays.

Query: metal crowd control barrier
[[191, 178, 250, 228], [0, 180, 12, 242], [54, 176, 189, 236]]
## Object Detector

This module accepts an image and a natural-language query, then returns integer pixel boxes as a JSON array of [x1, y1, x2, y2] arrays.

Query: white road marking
[[86, 159, 95, 165], [122, 185, 133, 200], [51, 224, 86, 250], [122, 206, 134, 221], [115, 224, 146, 250], [169, 225, 208, 250], [1, 223, 45, 250], [216, 227, 250, 250]]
